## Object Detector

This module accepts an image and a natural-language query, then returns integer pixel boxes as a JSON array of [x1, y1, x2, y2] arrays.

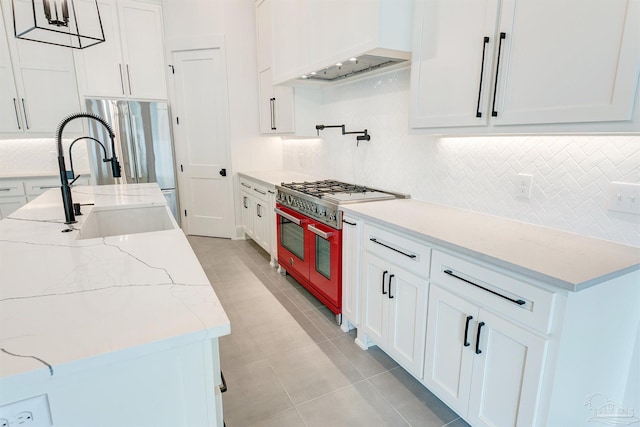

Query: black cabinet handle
[[21, 98, 29, 129], [119, 64, 125, 95], [343, 219, 357, 226], [257, 203, 262, 218], [370, 238, 416, 259], [219, 371, 227, 393], [381, 270, 388, 295], [444, 269, 525, 306], [491, 32, 506, 117], [463, 315, 473, 347], [476, 36, 490, 118], [243, 196, 248, 209], [270, 98, 276, 130], [388, 274, 395, 299], [126, 64, 132, 95], [12, 98, 21, 129], [475, 322, 485, 354]]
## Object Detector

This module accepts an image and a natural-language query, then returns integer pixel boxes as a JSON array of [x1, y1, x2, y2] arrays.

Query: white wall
[[283, 69, 640, 247]]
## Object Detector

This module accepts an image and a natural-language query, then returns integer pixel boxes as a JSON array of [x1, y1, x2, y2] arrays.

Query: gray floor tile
[[284, 285, 326, 312], [222, 359, 293, 427], [297, 381, 410, 427], [444, 418, 471, 427], [330, 332, 399, 379], [303, 305, 346, 340], [219, 325, 267, 367], [245, 408, 307, 427], [248, 314, 317, 356], [368, 367, 461, 427], [269, 340, 364, 405]]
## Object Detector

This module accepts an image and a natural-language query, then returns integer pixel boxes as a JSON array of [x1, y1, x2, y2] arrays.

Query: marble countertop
[[238, 170, 323, 187], [343, 199, 640, 292], [0, 184, 230, 379]]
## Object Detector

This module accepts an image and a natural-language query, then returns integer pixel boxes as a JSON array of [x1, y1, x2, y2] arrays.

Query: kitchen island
[[0, 184, 230, 427]]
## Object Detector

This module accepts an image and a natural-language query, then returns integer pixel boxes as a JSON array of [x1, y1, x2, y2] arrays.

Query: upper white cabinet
[[0, 0, 82, 135], [271, 0, 412, 85], [75, 0, 167, 100], [409, 0, 640, 129]]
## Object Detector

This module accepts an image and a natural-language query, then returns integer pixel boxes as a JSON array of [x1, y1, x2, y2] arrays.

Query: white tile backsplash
[[283, 69, 640, 247], [0, 138, 89, 177]]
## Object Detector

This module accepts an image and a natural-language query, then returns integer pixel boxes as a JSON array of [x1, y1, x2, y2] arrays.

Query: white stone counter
[[342, 199, 640, 292], [0, 184, 230, 380], [238, 170, 323, 187]]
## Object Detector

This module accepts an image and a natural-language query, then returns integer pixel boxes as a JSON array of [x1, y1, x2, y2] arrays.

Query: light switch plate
[[608, 182, 640, 215]]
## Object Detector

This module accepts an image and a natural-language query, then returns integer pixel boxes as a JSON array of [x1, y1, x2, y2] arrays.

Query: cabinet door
[[74, 0, 126, 98], [256, 0, 272, 72], [241, 192, 254, 238], [493, 0, 639, 125], [423, 284, 477, 415], [341, 215, 362, 328], [273, 83, 294, 134], [0, 8, 22, 133], [467, 309, 547, 427], [360, 252, 389, 345], [258, 68, 275, 133], [387, 269, 428, 378], [0, 196, 26, 218], [409, 0, 500, 128], [254, 198, 270, 252], [118, 1, 167, 99]]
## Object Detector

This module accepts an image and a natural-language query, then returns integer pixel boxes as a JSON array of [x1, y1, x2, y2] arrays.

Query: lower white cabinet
[[424, 284, 547, 427], [239, 175, 276, 265], [358, 251, 428, 378], [341, 214, 362, 332]]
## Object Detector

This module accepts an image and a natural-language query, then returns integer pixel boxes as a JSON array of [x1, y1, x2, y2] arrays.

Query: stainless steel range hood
[[299, 52, 410, 83]]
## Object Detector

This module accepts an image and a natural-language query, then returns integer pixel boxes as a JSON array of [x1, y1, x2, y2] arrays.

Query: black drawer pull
[[475, 322, 485, 354], [381, 270, 388, 295], [463, 315, 473, 347], [444, 269, 525, 306], [343, 219, 357, 226], [370, 238, 416, 259], [388, 274, 395, 299], [491, 32, 506, 117], [476, 36, 490, 118]]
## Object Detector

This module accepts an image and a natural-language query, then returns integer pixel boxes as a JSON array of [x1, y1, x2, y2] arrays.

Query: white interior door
[[171, 48, 232, 238]]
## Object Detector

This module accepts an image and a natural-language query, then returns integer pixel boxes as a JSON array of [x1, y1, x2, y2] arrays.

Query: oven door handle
[[308, 224, 333, 239], [274, 207, 305, 225]]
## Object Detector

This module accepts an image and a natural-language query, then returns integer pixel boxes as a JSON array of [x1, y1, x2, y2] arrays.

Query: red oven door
[[307, 220, 342, 314], [275, 204, 310, 281]]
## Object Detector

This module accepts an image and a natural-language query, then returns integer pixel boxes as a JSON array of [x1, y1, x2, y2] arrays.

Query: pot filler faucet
[[56, 113, 121, 225]]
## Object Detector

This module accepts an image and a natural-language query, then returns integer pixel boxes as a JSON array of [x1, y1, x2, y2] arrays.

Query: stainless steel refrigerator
[[85, 99, 179, 220]]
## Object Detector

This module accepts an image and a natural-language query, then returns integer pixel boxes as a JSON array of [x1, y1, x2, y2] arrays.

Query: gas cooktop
[[276, 179, 408, 229]]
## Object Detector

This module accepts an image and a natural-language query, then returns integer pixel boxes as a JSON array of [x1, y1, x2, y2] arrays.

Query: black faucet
[[56, 113, 121, 225]]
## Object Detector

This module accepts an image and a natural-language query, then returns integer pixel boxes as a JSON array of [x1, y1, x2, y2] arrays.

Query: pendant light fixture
[[11, 0, 105, 49]]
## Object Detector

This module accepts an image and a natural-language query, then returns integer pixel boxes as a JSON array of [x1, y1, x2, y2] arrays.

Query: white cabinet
[[255, 0, 295, 134], [258, 68, 295, 134], [239, 175, 277, 265], [424, 284, 547, 427], [0, 180, 26, 218], [0, 0, 82, 135], [74, 0, 167, 99], [341, 215, 362, 332], [357, 223, 431, 378], [409, 0, 640, 129], [424, 250, 554, 426]]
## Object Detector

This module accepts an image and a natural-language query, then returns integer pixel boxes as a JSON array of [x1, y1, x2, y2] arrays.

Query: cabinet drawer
[[0, 181, 25, 197], [364, 223, 431, 277], [25, 178, 60, 196], [239, 177, 271, 202], [430, 250, 556, 334]]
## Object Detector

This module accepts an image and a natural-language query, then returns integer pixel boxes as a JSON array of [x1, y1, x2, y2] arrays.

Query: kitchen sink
[[76, 205, 177, 240]]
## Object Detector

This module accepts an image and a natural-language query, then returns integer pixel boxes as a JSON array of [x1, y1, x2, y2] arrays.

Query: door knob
[[219, 168, 227, 177]]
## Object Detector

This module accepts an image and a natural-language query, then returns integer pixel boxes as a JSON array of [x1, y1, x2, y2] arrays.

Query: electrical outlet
[[517, 173, 533, 198], [608, 182, 640, 215], [0, 395, 51, 427]]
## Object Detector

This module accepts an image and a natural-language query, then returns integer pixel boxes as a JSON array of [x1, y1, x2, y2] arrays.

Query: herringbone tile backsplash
[[283, 70, 640, 247]]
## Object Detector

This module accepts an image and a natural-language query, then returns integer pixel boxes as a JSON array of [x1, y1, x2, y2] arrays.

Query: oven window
[[315, 235, 331, 280], [280, 219, 304, 260]]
